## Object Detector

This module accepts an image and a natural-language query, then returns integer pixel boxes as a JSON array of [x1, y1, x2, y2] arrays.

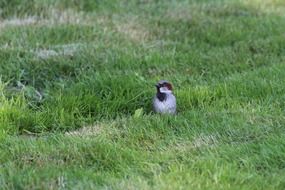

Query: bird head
[[155, 80, 173, 94]]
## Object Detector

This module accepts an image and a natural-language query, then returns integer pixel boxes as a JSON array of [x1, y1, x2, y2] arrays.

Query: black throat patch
[[156, 92, 166, 102]]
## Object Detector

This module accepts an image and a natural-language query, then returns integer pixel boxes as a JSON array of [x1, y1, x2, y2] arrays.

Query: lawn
[[1, 0, 285, 189]]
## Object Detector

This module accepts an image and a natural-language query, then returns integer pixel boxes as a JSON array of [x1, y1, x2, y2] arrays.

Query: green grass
[[1, 0, 285, 189]]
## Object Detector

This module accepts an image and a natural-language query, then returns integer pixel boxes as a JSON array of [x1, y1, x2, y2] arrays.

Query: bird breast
[[153, 93, 176, 114]]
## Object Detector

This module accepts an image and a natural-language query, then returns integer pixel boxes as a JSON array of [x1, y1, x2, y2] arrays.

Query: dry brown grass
[[116, 18, 150, 43]]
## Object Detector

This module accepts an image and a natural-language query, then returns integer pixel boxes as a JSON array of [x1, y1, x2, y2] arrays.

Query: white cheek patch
[[159, 87, 172, 93]]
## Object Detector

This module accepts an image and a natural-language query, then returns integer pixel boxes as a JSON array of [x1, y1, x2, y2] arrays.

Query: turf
[[1, 0, 285, 189]]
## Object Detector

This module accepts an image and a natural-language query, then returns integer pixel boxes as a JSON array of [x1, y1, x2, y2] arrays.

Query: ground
[[1, 0, 285, 189]]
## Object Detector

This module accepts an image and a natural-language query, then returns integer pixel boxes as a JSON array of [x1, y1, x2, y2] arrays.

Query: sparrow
[[153, 80, 176, 114]]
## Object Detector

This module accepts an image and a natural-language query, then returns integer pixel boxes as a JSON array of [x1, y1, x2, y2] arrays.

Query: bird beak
[[155, 84, 159, 88]]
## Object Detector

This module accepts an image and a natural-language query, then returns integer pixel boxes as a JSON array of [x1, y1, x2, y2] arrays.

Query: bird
[[153, 80, 176, 114]]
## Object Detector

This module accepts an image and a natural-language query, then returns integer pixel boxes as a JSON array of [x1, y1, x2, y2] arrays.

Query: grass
[[0, 0, 285, 189]]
